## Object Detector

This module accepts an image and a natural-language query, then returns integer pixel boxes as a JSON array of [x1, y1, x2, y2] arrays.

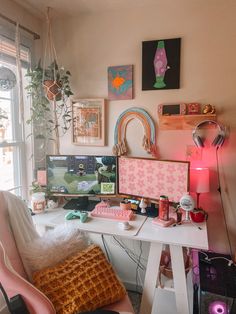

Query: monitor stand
[[63, 196, 99, 211]]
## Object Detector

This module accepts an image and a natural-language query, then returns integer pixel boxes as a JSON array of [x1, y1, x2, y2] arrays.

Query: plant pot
[[43, 80, 62, 101], [190, 209, 207, 223]]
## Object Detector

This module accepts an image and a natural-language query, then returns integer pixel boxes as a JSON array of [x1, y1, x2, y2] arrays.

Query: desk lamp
[[190, 167, 209, 210]]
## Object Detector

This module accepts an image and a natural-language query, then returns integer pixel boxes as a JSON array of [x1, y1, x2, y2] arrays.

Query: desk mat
[[50, 211, 147, 237]]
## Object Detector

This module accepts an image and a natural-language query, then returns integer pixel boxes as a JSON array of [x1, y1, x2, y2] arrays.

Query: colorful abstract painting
[[108, 65, 133, 100], [142, 38, 181, 90]]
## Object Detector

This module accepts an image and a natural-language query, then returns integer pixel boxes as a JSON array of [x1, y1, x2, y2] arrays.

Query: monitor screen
[[46, 155, 117, 196], [118, 156, 189, 202]]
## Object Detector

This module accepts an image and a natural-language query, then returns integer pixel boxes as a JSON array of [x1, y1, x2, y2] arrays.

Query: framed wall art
[[108, 65, 133, 100], [72, 99, 105, 146], [142, 38, 181, 90]]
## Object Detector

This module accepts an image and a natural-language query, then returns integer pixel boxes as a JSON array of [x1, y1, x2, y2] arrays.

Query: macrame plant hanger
[[42, 7, 60, 154]]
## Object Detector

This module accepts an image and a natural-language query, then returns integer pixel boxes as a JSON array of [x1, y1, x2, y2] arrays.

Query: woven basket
[[159, 249, 192, 288]]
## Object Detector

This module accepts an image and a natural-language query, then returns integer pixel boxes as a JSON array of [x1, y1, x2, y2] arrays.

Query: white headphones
[[192, 120, 226, 148]]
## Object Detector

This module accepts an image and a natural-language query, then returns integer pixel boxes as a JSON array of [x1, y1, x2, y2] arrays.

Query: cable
[[112, 236, 145, 293], [135, 240, 143, 293], [112, 236, 146, 271], [189, 220, 202, 230], [112, 236, 144, 269], [200, 250, 235, 266], [101, 234, 110, 263], [113, 236, 147, 264], [216, 147, 234, 260]]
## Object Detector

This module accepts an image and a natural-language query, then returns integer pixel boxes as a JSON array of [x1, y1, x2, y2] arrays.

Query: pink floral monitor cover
[[118, 157, 189, 202]]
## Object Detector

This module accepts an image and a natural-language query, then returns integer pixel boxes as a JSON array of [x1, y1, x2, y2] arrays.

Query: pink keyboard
[[91, 206, 134, 221]]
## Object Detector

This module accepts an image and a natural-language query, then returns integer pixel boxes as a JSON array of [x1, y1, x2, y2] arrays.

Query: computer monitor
[[118, 156, 190, 203], [46, 155, 117, 209]]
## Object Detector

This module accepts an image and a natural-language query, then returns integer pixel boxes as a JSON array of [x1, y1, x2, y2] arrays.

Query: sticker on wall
[[108, 65, 133, 100], [142, 38, 181, 90]]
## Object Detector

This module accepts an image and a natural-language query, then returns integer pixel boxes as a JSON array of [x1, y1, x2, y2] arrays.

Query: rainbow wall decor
[[112, 107, 157, 157]]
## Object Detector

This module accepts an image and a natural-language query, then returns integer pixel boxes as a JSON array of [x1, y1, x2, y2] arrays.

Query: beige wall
[[52, 0, 236, 255], [2, 0, 236, 255], [0, 0, 43, 60]]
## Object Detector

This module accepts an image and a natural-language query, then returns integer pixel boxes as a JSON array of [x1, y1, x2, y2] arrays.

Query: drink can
[[159, 195, 169, 221]]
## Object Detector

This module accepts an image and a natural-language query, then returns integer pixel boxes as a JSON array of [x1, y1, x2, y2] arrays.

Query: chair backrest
[[0, 192, 27, 279], [0, 191, 56, 314]]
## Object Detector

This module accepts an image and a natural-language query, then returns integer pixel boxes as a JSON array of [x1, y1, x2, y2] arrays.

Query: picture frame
[[72, 99, 105, 146], [142, 38, 181, 90], [108, 65, 133, 100]]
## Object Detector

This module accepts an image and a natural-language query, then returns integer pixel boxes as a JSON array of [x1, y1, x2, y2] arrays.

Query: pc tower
[[198, 251, 236, 314]]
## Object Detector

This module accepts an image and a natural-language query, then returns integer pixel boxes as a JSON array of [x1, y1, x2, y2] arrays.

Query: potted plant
[[190, 207, 208, 223], [25, 60, 73, 154], [42, 60, 73, 101], [172, 202, 183, 224]]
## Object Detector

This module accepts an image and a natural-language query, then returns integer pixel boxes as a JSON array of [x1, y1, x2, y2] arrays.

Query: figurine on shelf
[[139, 198, 147, 214], [202, 104, 216, 114]]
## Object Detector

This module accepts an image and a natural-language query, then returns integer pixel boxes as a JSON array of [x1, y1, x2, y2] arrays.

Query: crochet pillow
[[21, 224, 88, 278], [33, 245, 126, 314]]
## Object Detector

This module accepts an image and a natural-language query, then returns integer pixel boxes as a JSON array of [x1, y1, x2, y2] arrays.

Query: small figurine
[[202, 104, 216, 114], [187, 103, 201, 115], [139, 198, 147, 214]]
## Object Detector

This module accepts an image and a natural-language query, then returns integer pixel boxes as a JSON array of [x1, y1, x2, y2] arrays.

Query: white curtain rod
[[0, 13, 40, 40]]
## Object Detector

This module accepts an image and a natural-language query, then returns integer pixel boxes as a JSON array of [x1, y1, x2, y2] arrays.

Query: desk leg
[[139, 242, 163, 314], [170, 245, 190, 314]]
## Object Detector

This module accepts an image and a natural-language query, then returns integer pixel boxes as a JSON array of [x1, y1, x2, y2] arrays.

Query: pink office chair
[[0, 191, 134, 314]]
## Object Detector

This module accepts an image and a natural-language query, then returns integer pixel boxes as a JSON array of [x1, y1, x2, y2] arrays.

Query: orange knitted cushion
[[32, 245, 126, 314]]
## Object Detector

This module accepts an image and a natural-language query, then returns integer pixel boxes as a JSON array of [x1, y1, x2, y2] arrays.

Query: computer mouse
[[118, 221, 131, 230]]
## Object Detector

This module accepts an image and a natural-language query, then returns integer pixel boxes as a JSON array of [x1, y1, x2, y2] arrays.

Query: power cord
[[101, 234, 111, 263], [200, 250, 235, 267], [135, 240, 143, 293], [112, 236, 146, 270], [112, 236, 146, 292]]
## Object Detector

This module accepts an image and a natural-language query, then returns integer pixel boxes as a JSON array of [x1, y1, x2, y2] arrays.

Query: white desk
[[138, 218, 208, 314], [33, 207, 147, 237], [33, 209, 209, 314]]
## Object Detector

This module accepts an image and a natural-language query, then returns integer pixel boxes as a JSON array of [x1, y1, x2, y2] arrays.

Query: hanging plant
[[42, 60, 73, 101], [25, 7, 74, 155], [25, 60, 73, 154]]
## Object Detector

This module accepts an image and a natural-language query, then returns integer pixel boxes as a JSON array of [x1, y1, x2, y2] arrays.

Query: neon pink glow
[[208, 300, 229, 314]]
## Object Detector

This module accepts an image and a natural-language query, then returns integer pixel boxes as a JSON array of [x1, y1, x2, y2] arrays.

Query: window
[[0, 30, 32, 198]]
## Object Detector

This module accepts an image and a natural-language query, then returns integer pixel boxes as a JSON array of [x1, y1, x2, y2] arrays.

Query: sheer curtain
[[0, 17, 35, 199]]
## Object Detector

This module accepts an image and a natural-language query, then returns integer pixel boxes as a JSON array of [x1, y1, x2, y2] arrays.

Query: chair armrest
[[0, 242, 55, 314]]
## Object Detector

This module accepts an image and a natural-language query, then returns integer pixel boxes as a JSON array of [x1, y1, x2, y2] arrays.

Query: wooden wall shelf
[[158, 114, 217, 130]]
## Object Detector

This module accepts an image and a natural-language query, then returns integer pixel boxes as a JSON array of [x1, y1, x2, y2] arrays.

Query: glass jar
[[31, 192, 46, 213]]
